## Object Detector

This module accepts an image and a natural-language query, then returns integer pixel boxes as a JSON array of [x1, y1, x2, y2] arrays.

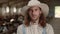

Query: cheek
[[29, 12, 32, 17], [36, 11, 41, 16]]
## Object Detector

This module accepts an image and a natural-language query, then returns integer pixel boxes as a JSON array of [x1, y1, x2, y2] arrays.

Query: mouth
[[32, 16, 36, 18]]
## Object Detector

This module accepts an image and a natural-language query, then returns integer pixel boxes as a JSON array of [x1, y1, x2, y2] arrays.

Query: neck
[[30, 19, 39, 25]]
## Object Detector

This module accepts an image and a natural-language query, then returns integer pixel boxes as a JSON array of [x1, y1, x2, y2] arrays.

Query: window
[[55, 6, 60, 18]]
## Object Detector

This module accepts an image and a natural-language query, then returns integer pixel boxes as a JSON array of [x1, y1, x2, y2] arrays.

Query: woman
[[17, 0, 54, 34]]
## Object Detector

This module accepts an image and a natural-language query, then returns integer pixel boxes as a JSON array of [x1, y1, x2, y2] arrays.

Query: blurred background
[[0, 0, 60, 34]]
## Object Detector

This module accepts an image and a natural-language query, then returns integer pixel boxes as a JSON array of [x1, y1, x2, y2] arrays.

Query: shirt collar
[[30, 19, 39, 25]]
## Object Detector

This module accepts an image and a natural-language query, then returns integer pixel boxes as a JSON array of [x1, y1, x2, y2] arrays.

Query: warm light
[[18, 8, 21, 14], [6, 6, 9, 13], [13, 7, 16, 13], [2, 7, 6, 15]]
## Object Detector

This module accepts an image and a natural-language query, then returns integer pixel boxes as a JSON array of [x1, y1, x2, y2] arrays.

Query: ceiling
[[0, 0, 29, 7]]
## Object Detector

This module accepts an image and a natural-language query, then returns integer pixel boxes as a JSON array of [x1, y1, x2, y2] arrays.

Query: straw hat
[[21, 0, 49, 17]]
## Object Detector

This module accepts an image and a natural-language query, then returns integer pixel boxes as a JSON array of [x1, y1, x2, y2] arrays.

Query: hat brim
[[21, 3, 49, 17]]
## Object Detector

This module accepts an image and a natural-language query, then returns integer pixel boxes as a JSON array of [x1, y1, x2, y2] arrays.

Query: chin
[[32, 18, 37, 20]]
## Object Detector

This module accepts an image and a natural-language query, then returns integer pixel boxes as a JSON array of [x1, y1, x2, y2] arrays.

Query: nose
[[32, 10, 35, 15]]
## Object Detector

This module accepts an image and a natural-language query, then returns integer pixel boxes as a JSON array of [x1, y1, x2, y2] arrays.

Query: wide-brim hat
[[21, 0, 49, 17]]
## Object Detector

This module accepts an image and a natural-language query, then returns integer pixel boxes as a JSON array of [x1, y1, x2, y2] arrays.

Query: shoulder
[[17, 24, 24, 34], [46, 23, 54, 31], [17, 24, 24, 30], [46, 23, 53, 28], [46, 23, 54, 34]]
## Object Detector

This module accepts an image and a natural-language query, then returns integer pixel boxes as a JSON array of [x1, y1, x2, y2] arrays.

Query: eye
[[35, 9, 38, 11], [28, 9, 33, 13]]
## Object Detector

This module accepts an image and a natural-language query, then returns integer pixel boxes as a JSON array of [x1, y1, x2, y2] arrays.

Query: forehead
[[27, 6, 41, 12]]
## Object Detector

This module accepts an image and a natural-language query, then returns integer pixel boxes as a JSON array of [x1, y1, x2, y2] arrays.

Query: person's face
[[28, 6, 42, 21]]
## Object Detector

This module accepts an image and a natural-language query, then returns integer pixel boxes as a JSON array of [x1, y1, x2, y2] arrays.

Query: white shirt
[[17, 23, 54, 34]]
